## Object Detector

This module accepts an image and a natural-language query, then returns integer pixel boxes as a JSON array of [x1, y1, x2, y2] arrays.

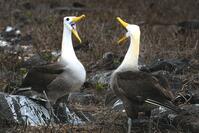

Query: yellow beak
[[116, 17, 129, 28], [117, 36, 128, 44], [72, 29, 82, 43], [116, 17, 129, 44], [71, 14, 86, 43], [72, 14, 86, 23]]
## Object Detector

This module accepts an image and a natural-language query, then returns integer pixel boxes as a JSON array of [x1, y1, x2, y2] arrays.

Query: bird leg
[[127, 117, 132, 133], [43, 90, 59, 123]]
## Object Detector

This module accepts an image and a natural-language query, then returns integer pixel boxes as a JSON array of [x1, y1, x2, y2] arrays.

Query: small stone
[[88, 71, 113, 86], [5, 26, 14, 33]]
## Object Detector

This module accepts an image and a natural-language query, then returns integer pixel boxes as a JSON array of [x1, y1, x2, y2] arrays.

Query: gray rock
[[112, 99, 124, 111], [177, 21, 199, 29], [0, 92, 50, 126], [88, 71, 113, 86], [102, 52, 115, 62], [51, 50, 61, 58], [91, 52, 121, 71], [173, 104, 199, 133], [144, 58, 190, 74], [0, 92, 86, 126], [151, 104, 199, 133], [0, 40, 10, 47], [0, 27, 33, 56], [53, 103, 85, 125], [105, 89, 124, 111]]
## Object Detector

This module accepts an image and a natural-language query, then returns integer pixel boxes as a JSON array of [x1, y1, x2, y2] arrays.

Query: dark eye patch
[[66, 18, 69, 21]]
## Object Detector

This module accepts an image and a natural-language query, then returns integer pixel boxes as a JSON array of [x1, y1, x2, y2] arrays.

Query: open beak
[[72, 14, 85, 23], [71, 14, 86, 43], [116, 17, 129, 45]]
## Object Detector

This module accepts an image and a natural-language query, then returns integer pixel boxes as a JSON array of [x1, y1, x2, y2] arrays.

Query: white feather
[[60, 19, 86, 89], [115, 25, 141, 72]]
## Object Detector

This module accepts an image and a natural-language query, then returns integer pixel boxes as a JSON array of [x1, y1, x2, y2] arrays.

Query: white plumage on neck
[[116, 27, 140, 72], [61, 26, 78, 62], [60, 24, 86, 85]]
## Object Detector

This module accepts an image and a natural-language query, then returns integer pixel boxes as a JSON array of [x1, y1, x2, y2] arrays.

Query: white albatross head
[[60, 14, 85, 61], [63, 15, 85, 43], [115, 17, 141, 71], [116, 17, 140, 44]]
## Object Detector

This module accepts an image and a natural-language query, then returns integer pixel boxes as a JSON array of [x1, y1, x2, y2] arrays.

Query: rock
[[112, 99, 124, 111], [173, 104, 199, 133], [151, 106, 176, 120], [0, 92, 88, 126], [146, 58, 190, 74], [177, 21, 199, 30], [88, 71, 113, 86], [0, 92, 50, 126], [1, 26, 21, 44], [105, 89, 125, 111], [0, 26, 33, 55], [105, 90, 118, 106], [0, 40, 10, 47], [53, 103, 85, 124], [93, 54, 190, 74], [91, 52, 121, 71], [54, 94, 95, 123], [51, 50, 61, 58], [102, 52, 115, 63], [151, 104, 199, 133]]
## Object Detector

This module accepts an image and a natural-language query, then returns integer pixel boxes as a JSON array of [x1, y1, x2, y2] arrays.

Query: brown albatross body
[[111, 17, 181, 133]]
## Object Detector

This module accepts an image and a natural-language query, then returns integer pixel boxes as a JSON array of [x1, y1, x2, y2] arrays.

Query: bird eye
[[66, 18, 70, 21]]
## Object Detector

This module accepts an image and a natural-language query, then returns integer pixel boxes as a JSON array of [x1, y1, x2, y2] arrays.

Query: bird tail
[[145, 99, 182, 113]]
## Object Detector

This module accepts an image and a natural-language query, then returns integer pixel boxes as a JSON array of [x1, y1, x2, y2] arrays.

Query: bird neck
[[61, 26, 78, 62], [117, 34, 140, 72]]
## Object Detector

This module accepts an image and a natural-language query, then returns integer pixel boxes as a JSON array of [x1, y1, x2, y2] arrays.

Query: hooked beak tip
[[116, 17, 129, 28]]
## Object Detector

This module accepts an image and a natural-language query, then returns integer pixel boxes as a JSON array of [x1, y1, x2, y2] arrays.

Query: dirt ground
[[0, 0, 199, 132]]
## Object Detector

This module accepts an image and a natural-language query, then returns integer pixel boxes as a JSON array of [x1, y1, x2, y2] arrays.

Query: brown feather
[[111, 70, 180, 118], [21, 62, 66, 93]]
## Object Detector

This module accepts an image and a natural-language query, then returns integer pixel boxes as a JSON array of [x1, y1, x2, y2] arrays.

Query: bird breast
[[67, 60, 86, 86]]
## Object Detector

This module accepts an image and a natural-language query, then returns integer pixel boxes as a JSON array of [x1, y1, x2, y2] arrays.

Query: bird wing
[[45, 74, 74, 103], [21, 62, 67, 91], [114, 71, 174, 102], [32, 62, 66, 74]]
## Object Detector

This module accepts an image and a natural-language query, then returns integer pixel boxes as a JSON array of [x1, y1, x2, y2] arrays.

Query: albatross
[[21, 15, 86, 104], [111, 17, 182, 133]]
